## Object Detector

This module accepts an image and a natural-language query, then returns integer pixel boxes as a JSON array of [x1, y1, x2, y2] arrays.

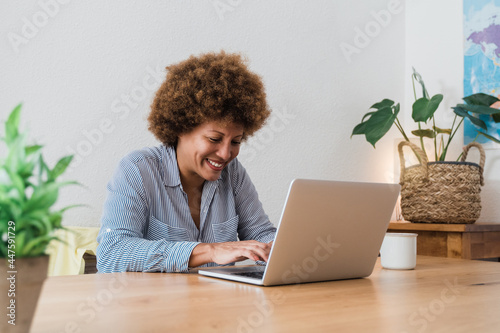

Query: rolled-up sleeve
[[96, 156, 199, 273]]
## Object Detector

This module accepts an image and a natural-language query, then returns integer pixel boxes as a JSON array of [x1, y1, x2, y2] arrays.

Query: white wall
[[1, 0, 406, 227], [406, 0, 500, 223]]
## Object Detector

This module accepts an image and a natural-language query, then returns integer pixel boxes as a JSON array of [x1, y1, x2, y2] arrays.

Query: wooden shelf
[[389, 221, 500, 232], [388, 221, 500, 260]]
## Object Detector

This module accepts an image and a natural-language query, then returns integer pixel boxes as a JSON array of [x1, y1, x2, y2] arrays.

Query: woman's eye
[[208, 137, 241, 145]]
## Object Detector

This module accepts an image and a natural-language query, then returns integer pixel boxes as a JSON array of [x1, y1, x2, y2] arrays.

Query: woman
[[96, 51, 276, 273]]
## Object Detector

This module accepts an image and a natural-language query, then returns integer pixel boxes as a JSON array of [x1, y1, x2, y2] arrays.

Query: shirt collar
[[161, 145, 182, 187]]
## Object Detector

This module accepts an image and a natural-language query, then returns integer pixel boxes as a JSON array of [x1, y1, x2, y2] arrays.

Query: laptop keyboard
[[231, 271, 264, 279]]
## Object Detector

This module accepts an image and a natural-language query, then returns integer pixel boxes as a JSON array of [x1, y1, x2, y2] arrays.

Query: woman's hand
[[210, 240, 273, 265], [189, 240, 273, 268]]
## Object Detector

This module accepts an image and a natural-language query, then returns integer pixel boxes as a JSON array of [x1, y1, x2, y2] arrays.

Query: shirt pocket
[[148, 215, 190, 242], [212, 215, 239, 243]]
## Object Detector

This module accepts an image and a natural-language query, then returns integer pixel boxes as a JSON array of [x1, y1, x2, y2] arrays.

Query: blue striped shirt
[[96, 145, 276, 273]]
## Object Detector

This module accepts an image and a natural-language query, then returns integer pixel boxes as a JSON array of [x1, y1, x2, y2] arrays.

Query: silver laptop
[[198, 179, 400, 286]]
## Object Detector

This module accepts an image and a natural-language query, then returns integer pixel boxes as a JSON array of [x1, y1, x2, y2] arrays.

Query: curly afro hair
[[148, 51, 271, 146]]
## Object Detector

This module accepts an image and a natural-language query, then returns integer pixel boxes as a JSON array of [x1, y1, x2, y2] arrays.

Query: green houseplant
[[1, 104, 78, 332], [351, 68, 500, 161], [351, 69, 500, 224]]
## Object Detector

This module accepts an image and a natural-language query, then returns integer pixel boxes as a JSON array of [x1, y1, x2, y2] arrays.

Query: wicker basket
[[398, 141, 485, 224]]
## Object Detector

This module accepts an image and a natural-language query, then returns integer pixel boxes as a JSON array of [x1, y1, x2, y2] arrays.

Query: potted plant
[[351, 68, 500, 224], [1, 104, 78, 332]]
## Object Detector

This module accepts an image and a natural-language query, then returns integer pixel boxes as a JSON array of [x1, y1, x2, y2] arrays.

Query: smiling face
[[176, 121, 244, 189]]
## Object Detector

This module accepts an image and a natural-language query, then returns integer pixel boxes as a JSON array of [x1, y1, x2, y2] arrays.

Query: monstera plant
[[351, 68, 500, 161]]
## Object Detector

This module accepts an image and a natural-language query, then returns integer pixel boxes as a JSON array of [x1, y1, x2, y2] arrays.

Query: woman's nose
[[217, 142, 232, 160]]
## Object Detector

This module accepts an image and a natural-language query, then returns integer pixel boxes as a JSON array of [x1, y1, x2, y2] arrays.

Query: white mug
[[380, 233, 418, 270]]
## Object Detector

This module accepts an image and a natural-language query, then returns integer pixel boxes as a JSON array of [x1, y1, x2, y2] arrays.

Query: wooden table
[[388, 221, 500, 260], [31, 256, 500, 332]]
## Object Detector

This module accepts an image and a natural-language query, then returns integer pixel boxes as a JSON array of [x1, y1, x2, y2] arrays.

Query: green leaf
[[48, 211, 63, 229], [26, 210, 54, 233], [5, 104, 22, 145], [5, 168, 25, 200], [370, 99, 394, 110], [25, 145, 43, 155], [364, 105, 399, 147], [351, 121, 368, 136], [351, 111, 377, 137], [22, 234, 58, 257], [23, 182, 68, 212], [0, 194, 21, 222], [394, 102, 400, 114], [39, 154, 49, 174], [18, 159, 37, 180], [463, 93, 499, 106], [15, 231, 26, 254], [453, 107, 487, 130], [493, 113, 500, 123], [58, 203, 86, 213], [476, 131, 500, 144], [411, 129, 436, 138], [412, 68, 429, 99], [50, 155, 74, 180], [361, 111, 376, 122], [412, 94, 443, 123], [456, 103, 500, 115], [38, 154, 51, 185], [17, 217, 47, 236], [5, 135, 26, 174], [0, 196, 14, 220], [433, 126, 452, 135]]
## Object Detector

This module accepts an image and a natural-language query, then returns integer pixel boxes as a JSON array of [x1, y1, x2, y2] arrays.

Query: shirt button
[[106, 228, 111, 232]]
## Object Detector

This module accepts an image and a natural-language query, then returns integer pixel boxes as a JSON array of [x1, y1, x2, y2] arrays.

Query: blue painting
[[464, 0, 500, 147]]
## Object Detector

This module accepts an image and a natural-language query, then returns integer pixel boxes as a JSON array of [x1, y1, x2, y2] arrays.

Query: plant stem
[[441, 136, 445, 158], [447, 116, 462, 147], [411, 74, 417, 101], [432, 116, 438, 161], [442, 116, 463, 160], [439, 115, 457, 160], [417, 122, 427, 157], [395, 117, 410, 141], [396, 116, 423, 165], [412, 73, 428, 158]]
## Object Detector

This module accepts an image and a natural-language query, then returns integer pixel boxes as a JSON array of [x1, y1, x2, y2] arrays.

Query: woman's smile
[[206, 158, 225, 170]]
